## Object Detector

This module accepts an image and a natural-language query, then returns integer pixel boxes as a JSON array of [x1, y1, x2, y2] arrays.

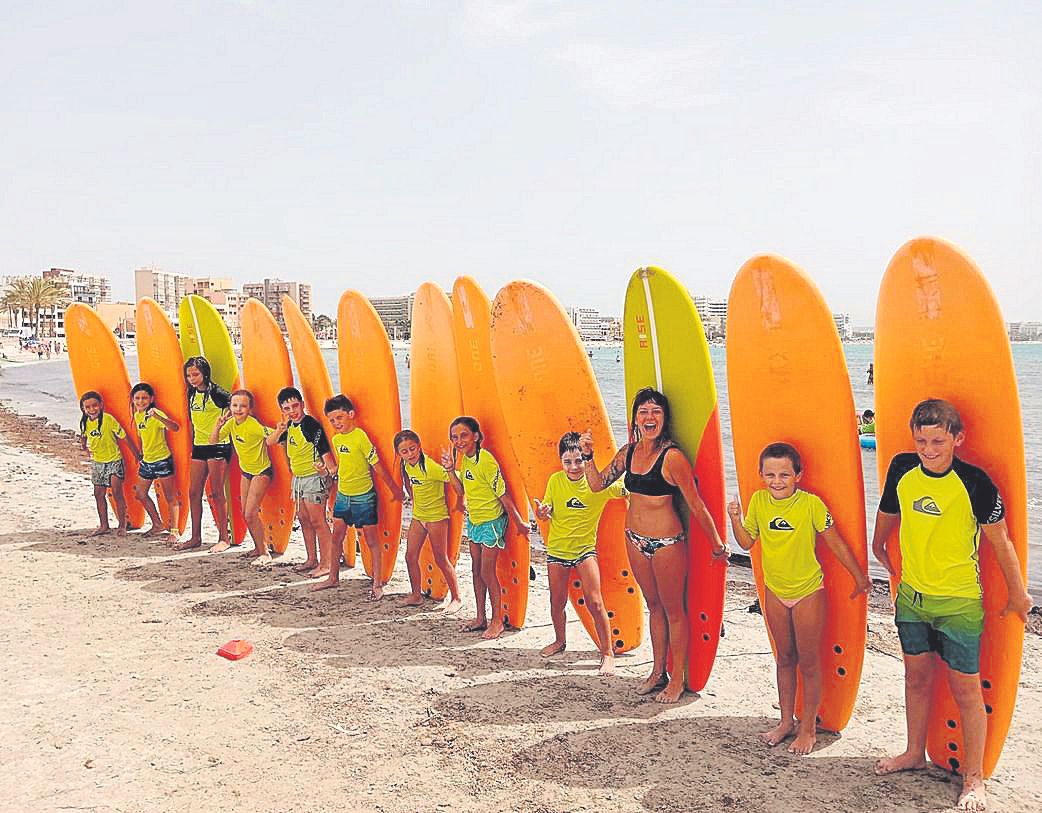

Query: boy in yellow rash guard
[[213, 390, 274, 564], [873, 399, 1033, 811], [444, 416, 530, 641], [79, 390, 140, 537], [728, 442, 870, 757], [395, 429, 463, 612], [533, 432, 625, 675], [130, 382, 181, 539], [317, 395, 403, 598]]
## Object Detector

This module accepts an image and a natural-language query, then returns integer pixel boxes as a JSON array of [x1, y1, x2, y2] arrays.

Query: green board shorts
[[894, 581, 984, 674]]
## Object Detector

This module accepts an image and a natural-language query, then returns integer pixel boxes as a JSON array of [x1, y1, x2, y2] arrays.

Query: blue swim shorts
[[465, 514, 508, 549], [138, 456, 175, 480], [333, 488, 378, 528]]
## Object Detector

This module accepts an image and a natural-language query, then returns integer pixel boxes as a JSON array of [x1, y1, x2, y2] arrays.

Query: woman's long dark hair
[[79, 390, 104, 435], [629, 387, 673, 446], [449, 416, 483, 462]]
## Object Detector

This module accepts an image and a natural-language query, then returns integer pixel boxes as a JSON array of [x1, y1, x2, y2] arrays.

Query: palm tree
[[0, 276, 69, 338]]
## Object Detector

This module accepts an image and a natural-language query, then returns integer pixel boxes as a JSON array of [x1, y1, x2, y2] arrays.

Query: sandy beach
[[2, 408, 1040, 813]]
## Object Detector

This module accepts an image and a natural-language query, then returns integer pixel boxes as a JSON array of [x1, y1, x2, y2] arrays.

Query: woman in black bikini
[[581, 387, 726, 703]]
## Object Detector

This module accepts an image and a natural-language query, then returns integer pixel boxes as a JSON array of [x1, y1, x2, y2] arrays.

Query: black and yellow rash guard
[[879, 453, 1004, 599]]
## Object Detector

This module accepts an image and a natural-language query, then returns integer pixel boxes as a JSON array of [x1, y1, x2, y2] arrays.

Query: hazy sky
[[2, 1, 1041, 323]]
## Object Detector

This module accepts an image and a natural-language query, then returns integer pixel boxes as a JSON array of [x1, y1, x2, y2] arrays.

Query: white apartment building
[[134, 267, 190, 313], [833, 312, 852, 341]]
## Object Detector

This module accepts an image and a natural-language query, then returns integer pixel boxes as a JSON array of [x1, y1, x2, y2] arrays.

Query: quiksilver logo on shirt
[[566, 497, 587, 509], [464, 471, 475, 480], [410, 477, 421, 485], [913, 496, 942, 516], [338, 444, 351, 454], [768, 518, 795, 531]]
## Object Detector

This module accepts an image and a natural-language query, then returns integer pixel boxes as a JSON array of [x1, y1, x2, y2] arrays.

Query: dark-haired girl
[[78, 391, 141, 537], [395, 429, 462, 612], [130, 382, 181, 538], [177, 356, 232, 552], [582, 387, 727, 703], [442, 416, 530, 640]]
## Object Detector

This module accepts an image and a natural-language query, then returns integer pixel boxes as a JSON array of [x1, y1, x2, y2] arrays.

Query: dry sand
[[1, 410, 1040, 813]]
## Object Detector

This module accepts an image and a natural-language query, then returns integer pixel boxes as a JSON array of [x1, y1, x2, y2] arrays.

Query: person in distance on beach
[[212, 389, 275, 565], [534, 431, 625, 676], [317, 395, 403, 597], [130, 382, 181, 540], [872, 398, 1033, 812], [177, 357, 232, 552], [727, 442, 871, 755], [443, 416, 530, 640], [268, 387, 336, 578], [79, 390, 141, 537], [581, 387, 727, 704], [395, 429, 463, 612]]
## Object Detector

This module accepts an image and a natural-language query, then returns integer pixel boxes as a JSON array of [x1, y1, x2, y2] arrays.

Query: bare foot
[[311, 579, 339, 592], [540, 641, 566, 658], [90, 527, 112, 537], [398, 594, 424, 607], [143, 525, 165, 538], [173, 538, 201, 552], [636, 671, 668, 696], [598, 654, 616, 676], [367, 585, 384, 602], [758, 719, 796, 746], [481, 619, 505, 640], [874, 751, 929, 776], [957, 778, 987, 812], [293, 560, 319, 573], [252, 553, 273, 567], [116, 527, 128, 538], [308, 566, 330, 579], [654, 678, 685, 704], [209, 540, 232, 553], [442, 598, 463, 614], [788, 728, 816, 755], [460, 618, 487, 633]]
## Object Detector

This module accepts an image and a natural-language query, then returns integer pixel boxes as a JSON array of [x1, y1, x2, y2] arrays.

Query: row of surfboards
[[64, 236, 1026, 777]]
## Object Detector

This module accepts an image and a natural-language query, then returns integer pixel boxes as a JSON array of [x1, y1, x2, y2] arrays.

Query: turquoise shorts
[[894, 581, 984, 675], [465, 514, 508, 549]]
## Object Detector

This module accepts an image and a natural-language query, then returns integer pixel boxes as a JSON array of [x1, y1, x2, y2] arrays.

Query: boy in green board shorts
[[872, 399, 1032, 812]]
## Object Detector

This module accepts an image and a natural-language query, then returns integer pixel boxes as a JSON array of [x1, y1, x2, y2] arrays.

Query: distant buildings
[[134, 267, 189, 312], [3, 268, 115, 338], [370, 293, 415, 340], [833, 312, 852, 341], [1009, 321, 1042, 341], [242, 278, 312, 332], [693, 296, 728, 340]]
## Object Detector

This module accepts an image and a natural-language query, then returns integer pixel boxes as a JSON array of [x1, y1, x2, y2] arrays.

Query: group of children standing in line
[[78, 356, 1033, 811]]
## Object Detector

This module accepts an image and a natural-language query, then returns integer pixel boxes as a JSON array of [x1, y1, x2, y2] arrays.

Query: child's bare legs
[[293, 496, 320, 571], [479, 544, 504, 639], [133, 477, 164, 535], [789, 589, 827, 754], [874, 653, 933, 775], [649, 542, 688, 702], [242, 474, 271, 564], [460, 542, 488, 632], [761, 589, 799, 745], [91, 484, 111, 534], [205, 459, 230, 552], [177, 459, 209, 550], [626, 539, 668, 694], [303, 501, 332, 579], [361, 524, 383, 600], [541, 562, 570, 657], [313, 518, 346, 591], [110, 475, 128, 536], [157, 475, 181, 539], [576, 557, 615, 676], [947, 669, 988, 811], [427, 520, 461, 611], [399, 521, 427, 606]]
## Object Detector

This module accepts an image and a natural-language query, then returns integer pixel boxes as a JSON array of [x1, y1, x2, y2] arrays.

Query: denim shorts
[[138, 456, 175, 480], [91, 459, 125, 487], [333, 489, 378, 528], [291, 473, 330, 504], [465, 514, 508, 549], [894, 581, 984, 675]]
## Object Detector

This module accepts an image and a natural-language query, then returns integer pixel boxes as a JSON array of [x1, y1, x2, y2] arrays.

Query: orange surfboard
[[239, 299, 296, 554], [491, 280, 643, 652], [410, 283, 465, 599], [65, 303, 144, 529], [453, 276, 531, 628], [726, 255, 869, 732], [337, 290, 403, 583], [135, 298, 191, 535], [876, 237, 1028, 777]]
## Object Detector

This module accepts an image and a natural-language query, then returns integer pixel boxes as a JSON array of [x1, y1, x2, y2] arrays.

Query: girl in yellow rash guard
[[395, 429, 463, 612], [727, 442, 870, 756], [212, 389, 274, 565], [130, 382, 181, 539], [443, 416, 530, 641], [534, 432, 625, 676]]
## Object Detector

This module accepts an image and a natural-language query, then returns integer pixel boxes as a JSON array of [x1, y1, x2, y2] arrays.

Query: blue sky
[[2, 1, 1040, 323]]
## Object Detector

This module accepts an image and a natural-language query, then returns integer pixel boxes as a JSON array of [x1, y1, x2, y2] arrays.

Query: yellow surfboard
[[410, 283, 465, 599], [239, 298, 296, 554], [65, 303, 144, 529], [491, 281, 643, 653], [876, 237, 1028, 778], [453, 276, 531, 628], [624, 266, 727, 690], [727, 255, 869, 732], [338, 290, 404, 583], [135, 298, 191, 535]]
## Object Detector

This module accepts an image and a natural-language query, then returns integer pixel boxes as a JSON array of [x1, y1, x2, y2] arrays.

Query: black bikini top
[[624, 444, 681, 497]]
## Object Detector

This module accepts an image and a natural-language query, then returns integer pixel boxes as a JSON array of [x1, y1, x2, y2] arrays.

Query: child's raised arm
[[726, 497, 757, 551], [981, 520, 1034, 622], [532, 498, 552, 522], [440, 448, 465, 497], [209, 412, 232, 445], [267, 418, 288, 449], [870, 510, 901, 578], [149, 408, 179, 432], [819, 526, 872, 599]]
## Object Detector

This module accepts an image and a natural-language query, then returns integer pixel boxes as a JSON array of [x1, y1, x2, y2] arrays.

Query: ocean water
[[3, 343, 1040, 591]]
